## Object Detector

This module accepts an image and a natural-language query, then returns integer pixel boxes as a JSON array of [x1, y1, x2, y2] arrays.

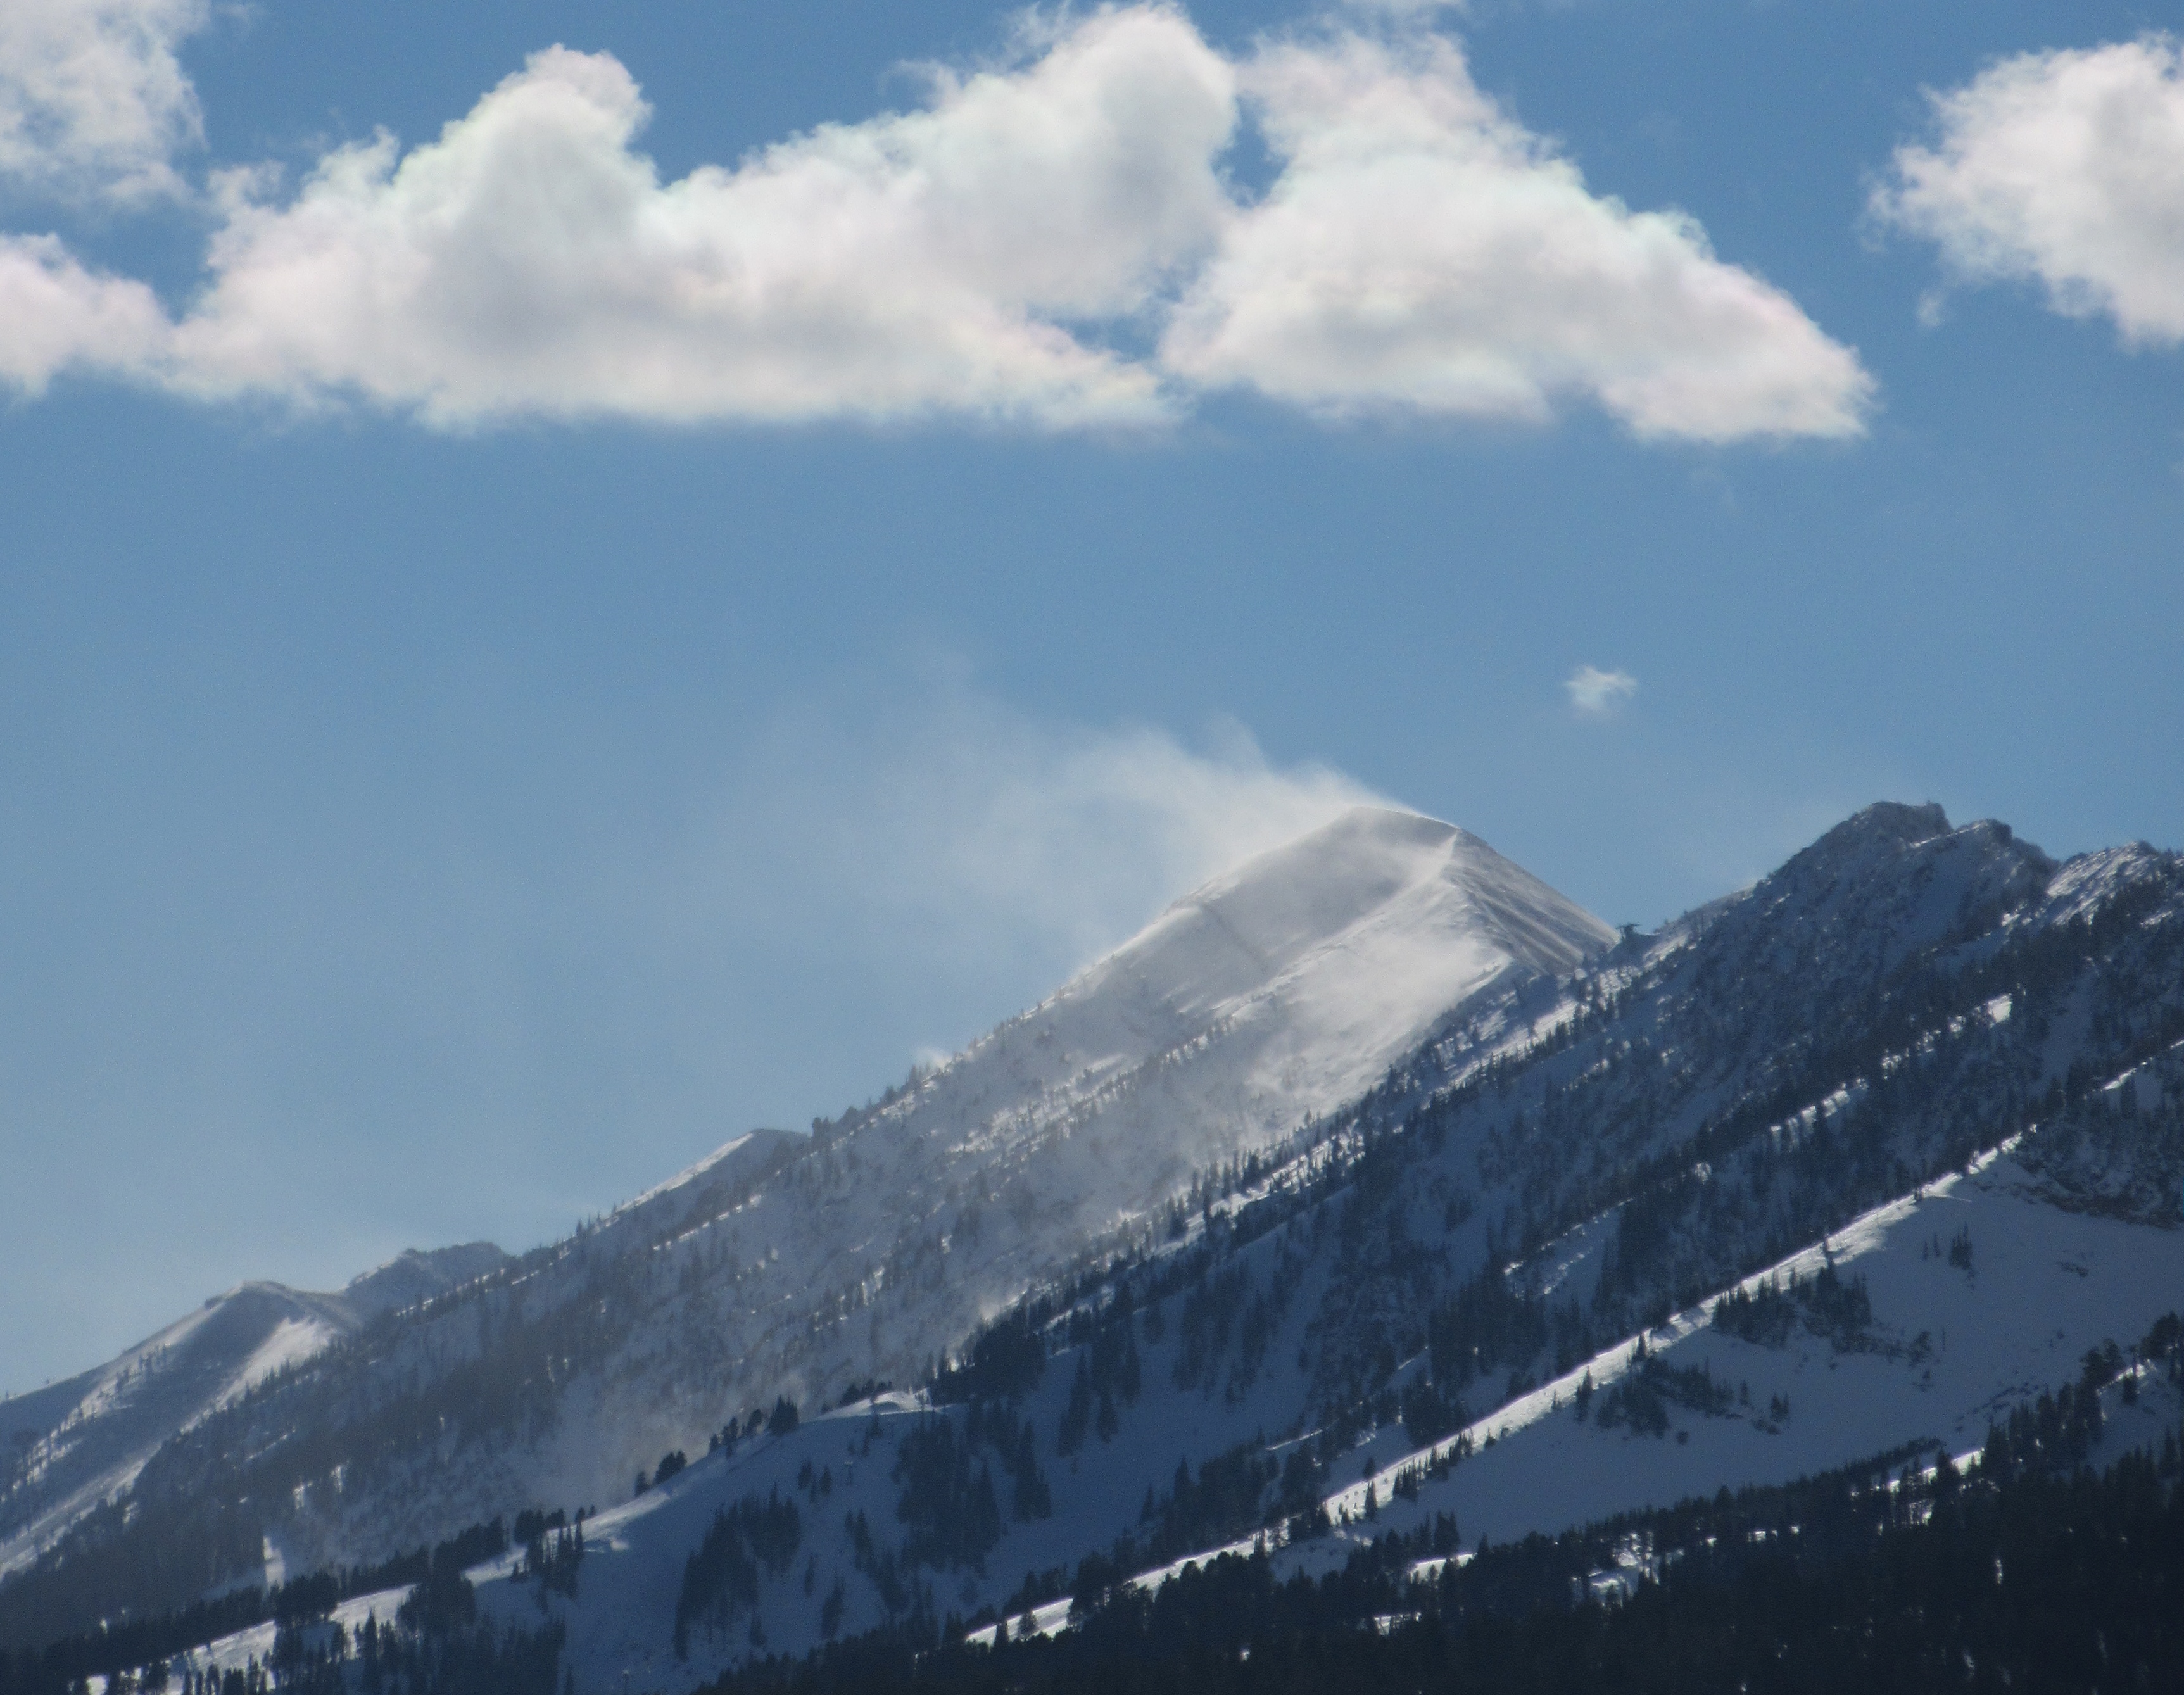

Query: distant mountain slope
[[0, 809, 1611, 1641], [0, 1245, 507, 1581]]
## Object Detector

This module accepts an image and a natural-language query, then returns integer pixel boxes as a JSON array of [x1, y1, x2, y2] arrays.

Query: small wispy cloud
[[1566, 664, 1638, 717]]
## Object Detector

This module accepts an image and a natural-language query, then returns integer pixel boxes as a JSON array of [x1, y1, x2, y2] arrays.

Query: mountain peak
[[1788, 800, 2059, 891], [1822, 800, 1953, 850], [1097, 805, 1611, 1030]]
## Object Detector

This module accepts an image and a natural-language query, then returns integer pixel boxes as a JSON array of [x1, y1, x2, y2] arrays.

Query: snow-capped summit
[[904, 805, 1613, 1177], [1123, 803, 1605, 1016], [1077, 806, 1606, 1023]]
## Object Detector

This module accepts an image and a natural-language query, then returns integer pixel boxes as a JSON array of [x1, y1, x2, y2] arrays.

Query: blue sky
[[3, 0, 2181, 1394]]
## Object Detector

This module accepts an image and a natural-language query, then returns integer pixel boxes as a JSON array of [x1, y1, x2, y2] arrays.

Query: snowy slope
[[444, 1112, 2184, 1691], [1266, 1133, 2184, 1577], [0, 1245, 507, 1579], [143, 1126, 2184, 1695]]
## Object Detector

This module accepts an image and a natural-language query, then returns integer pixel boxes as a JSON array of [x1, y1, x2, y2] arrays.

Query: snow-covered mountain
[[0, 809, 1612, 1641], [0, 1246, 507, 1581], [8, 802, 2181, 1691], [413, 802, 2184, 1688]]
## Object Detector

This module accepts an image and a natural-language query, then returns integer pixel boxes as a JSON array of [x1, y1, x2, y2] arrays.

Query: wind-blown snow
[[576, 809, 1610, 1464]]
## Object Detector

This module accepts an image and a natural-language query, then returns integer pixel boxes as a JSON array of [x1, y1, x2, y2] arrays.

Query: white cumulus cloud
[[167, 16, 1235, 427], [1875, 35, 2184, 346], [1565, 664, 1638, 716], [0, 4, 1872, 440], [0, 0, 208, 198], [1163, 31, 1873, 440]]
